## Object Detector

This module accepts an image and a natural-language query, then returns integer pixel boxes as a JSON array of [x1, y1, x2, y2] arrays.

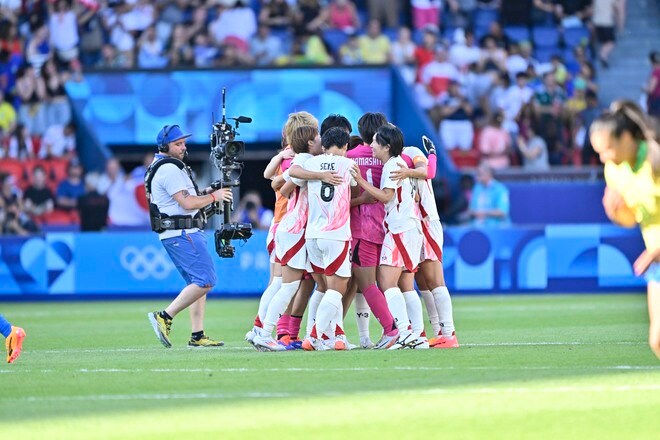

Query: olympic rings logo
[[120, 246, 174, 280]]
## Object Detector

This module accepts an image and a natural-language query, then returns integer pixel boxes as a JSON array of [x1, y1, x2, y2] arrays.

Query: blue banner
[[66, 68, 392, 146], [0, 225, 646, 298]]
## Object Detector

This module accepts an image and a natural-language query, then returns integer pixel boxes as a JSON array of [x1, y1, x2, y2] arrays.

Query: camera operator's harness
[[144, 157, 208, 233]]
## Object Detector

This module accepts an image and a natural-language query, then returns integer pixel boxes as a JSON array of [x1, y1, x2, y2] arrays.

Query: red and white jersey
[[303, 153, 356, 241], [402, 146, 439, 221], [280, 152, 312, 234], [347, 144, 386, 244], [381, 156, 420, 234]]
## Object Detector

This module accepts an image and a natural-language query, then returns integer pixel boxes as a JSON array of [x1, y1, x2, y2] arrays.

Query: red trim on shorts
[[421, 221, 443, 262], [419, 203, 429, 219], [396, 187, 402, 211], [310, 262, 324, 274], [267, 239, 275, 255], [280, 235, 306, 266], [392, 232, 416, 272], [325, 241, 350, 276]]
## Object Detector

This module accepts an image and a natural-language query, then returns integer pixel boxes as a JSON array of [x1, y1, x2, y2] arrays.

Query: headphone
[[158, 124, 178, 153]]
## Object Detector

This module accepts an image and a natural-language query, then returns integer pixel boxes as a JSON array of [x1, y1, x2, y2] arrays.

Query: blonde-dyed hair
[[284, 111, 319, 146], [590, 100, 660, 177], [290, 125, 318, 154]]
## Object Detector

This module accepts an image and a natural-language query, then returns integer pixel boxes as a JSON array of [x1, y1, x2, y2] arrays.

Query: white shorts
[[380, 228, 423, 272], [275, 227, 307, 270], [306, 238, 351, 278], [266, 220, 279, 264], [421, 218, 444, 262]]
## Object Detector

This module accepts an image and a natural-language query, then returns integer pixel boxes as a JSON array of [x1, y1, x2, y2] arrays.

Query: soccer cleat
[[286, 339, 303, 350], [333, 334, 352, 351], [373, 331, 399, 350], [188, 335, 224, 348], [360, 336, 375, 349], [278, 335, 292, 347], [421, 135, 436, 155], [6, 326, 26, 364], [148, 312, 172, 348], [302, 336, 327, 351], [406, 336, 430, 349], [253, 333, 287, 352], [245, 327, 257, 346], [431, 332, 459, 349], [387, 332, 415, 350]]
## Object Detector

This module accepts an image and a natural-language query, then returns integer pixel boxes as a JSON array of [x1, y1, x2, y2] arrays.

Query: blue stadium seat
[[413, 28, 424, 45], [474, 25, 490, 42], [563, 26, 590, 48], [534, 47, 561, 63], [532, 26, 560, 48], [474, 8, 499, 29], [443, 27, 458, 43], [322, 29, 349, 54], [503, 26, 530, 43], [382, 27, 399, 42]]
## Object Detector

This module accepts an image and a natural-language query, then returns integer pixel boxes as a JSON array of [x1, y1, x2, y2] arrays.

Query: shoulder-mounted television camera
[[207, 88, 253, 258]]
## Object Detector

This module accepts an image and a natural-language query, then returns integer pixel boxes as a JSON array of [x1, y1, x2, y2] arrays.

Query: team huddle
[[245, 111, 458, 351]]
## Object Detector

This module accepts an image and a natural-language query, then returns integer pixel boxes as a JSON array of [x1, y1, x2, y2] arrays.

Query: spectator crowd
[[1, 0, 656, 234]]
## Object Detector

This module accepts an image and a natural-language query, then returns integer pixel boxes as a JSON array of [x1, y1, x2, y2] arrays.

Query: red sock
[[363, 284, 397, 336], [253, 315, 262, 328], [277, 314, 290, 339], [289, 315, 303, 340], [421, 330, 426, 337]]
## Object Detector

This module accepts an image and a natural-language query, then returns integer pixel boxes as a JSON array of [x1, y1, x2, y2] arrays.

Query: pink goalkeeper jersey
[[347, 144, 386, 244], [303, 153, 356, 241], [280, 153, 312, 234], [402, 146, 440, 221]]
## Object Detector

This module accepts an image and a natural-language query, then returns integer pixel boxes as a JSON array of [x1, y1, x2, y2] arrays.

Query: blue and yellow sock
[[0, 313, 12, 338]]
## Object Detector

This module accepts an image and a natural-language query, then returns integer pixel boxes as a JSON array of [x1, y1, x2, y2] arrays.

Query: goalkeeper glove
[[421, 135, 436, 156]]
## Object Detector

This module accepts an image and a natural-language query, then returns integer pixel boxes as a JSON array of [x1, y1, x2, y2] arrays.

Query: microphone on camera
[[233, 116, 252, 124]]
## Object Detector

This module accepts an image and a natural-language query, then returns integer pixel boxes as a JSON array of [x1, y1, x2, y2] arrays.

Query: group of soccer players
[[245, 110, 458, 351]]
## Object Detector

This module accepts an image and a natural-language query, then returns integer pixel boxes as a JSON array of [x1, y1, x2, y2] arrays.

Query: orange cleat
[[277, 335, 292, 346], [6, 326, 26, 363], [430, 332, 459, 349]]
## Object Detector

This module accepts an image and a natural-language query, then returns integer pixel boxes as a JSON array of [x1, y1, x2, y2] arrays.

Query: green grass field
[[1, 294, 658, 439]]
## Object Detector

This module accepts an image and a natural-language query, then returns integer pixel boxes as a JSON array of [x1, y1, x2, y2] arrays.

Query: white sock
[[420, 289, 440, 336], [257, 276, 282, 323], [305, 290, 324, 337], [432, 286, 455, 336], [262, 280, 300, 335], [315, 289, 342, 339], [329, 307, 344, 340], [354, 293, 371, 338], [403, 291, 424, 337], [384, 287, 410, 334]]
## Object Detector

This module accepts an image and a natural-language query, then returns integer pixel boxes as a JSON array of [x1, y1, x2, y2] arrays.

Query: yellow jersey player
[[589, 100, 660, 359]]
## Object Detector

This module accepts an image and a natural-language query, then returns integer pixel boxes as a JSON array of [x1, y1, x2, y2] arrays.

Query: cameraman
[[146, 124, 232, 349]]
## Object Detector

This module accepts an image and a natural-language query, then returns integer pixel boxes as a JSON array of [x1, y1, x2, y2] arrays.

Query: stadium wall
[[0, 226, 645, 300]]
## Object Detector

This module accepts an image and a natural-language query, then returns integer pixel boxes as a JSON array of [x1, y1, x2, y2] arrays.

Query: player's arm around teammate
[[351, 125, 425, 349], [589, 100, 660, 359]]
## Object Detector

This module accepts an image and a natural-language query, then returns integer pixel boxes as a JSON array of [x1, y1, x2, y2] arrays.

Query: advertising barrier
[[0, 225, 645, 299]]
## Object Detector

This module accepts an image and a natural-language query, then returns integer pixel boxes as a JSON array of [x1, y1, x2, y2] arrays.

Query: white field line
[[3, 384, 660, 403], [2, 365, 658, 374], [3, 301, 644, 319]]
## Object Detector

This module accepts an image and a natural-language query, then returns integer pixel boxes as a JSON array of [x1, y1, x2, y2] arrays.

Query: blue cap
[[156, 125, 192, 147]]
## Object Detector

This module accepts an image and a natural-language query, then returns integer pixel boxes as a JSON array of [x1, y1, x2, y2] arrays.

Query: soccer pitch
[[1, 294, 658, 439]]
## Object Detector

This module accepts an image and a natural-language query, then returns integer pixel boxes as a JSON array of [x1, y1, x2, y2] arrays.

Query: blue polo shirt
[[470, 179, 511, 226]]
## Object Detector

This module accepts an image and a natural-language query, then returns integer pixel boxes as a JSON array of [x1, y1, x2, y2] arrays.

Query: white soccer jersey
[[381, 156, 420, 234], [303, 153, 356, 241], [402, 146, 440, 221], [280, 153, 312, 234]]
